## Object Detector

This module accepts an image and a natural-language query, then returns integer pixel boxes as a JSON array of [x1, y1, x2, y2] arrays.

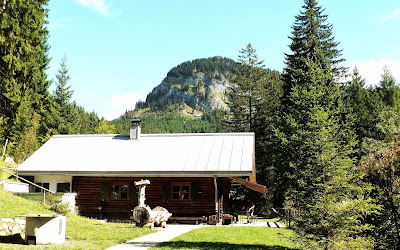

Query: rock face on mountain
[[149, 72, 230, 111], [137, 56, 236, 113]]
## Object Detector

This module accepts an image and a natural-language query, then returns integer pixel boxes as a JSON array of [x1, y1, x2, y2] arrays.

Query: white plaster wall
[[34, 175, 73, 193], [0, 181, 29, 193], [25, 215, 66, 244], [61, 193, 77, 212]]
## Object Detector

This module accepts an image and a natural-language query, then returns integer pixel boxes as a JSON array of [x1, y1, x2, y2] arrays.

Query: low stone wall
[[0, 218, 26, 237]]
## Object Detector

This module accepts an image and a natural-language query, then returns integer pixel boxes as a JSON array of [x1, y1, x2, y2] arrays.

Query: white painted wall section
[[0, 181, 29, 193], [34, 175, 72, 193]]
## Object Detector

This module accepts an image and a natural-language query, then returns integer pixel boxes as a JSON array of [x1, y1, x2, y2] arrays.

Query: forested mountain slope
[[112, 56, 281, 134], [136, 56, 236, 113]]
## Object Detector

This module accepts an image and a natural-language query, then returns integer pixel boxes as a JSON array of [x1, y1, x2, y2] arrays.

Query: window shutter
[[101, 182, 111, 201], [128, 182, 138, 202], [162, 183, 171, 201], [191, 182, 201, 202]]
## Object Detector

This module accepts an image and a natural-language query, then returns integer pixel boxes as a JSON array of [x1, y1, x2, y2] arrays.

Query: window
[[111, 184, 128, 200], [101, 182, 137, 201], [162, 182, 201, 202], [57, 183, 71, 193], [34, 183, 49, 193], [172, 183, 191, 200]]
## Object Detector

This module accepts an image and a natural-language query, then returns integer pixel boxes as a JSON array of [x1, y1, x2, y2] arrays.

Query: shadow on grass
[[154, 241, 299, 250], [0, 234, 25, 244]]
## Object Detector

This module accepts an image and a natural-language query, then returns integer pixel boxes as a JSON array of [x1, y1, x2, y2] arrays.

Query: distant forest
[[113, 110, 226, 134], [166, 56, 236, 78]]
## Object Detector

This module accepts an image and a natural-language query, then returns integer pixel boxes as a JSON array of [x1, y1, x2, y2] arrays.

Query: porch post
[[214, 176, 218, 213]]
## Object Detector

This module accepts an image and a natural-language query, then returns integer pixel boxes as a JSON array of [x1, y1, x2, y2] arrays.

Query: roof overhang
[[18, 170, 254, 177], [229, 176, 268, 194]]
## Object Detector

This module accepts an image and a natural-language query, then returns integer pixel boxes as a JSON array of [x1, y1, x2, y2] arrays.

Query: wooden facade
[[72, 176, 225, 220]]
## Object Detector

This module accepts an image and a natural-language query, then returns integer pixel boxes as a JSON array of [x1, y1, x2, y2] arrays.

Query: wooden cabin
[[17, 121, 266, 220]]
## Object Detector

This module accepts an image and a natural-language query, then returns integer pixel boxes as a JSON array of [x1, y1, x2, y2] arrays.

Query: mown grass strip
[[152, 226, 300, 250]]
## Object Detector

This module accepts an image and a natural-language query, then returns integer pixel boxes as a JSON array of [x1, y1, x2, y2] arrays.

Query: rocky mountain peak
[[135, 56, 236, 114]]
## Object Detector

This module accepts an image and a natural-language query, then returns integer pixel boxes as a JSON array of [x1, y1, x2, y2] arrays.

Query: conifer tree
[[343, 68, 385, 157], [14, 112, 41, 163], [0, 0, 50, 153], [377, 67, 400, 111], [225, 43, 283, 213], [276, 1, 377, 248], [278, 54, 377, 249], [226, 43, 270, 132], [282, 0, 345, 104], [40, 55, 79, 137], [55, 54, 73, 106], [75, 108, 100, 134], [53, 55, 79, 134]]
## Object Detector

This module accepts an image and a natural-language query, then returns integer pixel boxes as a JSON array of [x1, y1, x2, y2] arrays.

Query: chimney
[[130, 119, 141, 140]]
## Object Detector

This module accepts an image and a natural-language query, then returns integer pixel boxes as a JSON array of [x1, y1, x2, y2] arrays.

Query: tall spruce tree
[[53, 55, 78, 134], [226, 43, 283, 213], [276, 1, 378, 248], [55, 54, 73, 106], [0, 0, 50, 155], [282, 0, 345, 104], [226, 43, 268, 132], [40, 55, 79, 137]]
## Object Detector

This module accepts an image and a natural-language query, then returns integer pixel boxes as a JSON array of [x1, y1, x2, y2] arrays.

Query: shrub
[[45, 193, 70, 215]]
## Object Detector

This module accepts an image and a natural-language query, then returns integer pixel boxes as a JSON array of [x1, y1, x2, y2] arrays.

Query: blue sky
[[46, 0, 400, 120]]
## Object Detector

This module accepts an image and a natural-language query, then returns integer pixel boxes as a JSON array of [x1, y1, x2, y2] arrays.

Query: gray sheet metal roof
[[17, 133, 255, 177]]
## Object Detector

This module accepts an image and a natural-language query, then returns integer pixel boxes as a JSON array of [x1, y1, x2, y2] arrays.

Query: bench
[[168, 216, 207, 224]]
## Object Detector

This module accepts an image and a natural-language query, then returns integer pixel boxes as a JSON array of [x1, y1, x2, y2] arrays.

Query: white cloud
[[384, 8, 400, 21], [102, 92, 145, 120], [47, 19, 73, 30], [347, 59, 400, 87], [74, 0, 112, 17]]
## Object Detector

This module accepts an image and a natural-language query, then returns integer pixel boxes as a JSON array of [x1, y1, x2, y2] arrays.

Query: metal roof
[[17, 133, 255, 177]]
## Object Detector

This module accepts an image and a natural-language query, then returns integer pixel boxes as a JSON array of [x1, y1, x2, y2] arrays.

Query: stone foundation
[[0, 218, 26, 238]]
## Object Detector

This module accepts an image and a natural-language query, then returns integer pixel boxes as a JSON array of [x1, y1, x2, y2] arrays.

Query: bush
[[45, 193, 70, 215]]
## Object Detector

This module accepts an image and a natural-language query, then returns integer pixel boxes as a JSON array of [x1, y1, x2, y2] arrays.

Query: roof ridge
[[52, 134, 121, 138], [141, 132, 254, 137], [52, 132, 255, 138]]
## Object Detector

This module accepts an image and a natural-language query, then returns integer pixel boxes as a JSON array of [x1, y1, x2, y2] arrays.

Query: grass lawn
[[58, 215, 152, 249], [152, 226, 300, 250], [0, 187, 153, 249]]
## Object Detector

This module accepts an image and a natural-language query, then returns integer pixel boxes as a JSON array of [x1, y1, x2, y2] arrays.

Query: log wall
[[72, 177, 217, 220]]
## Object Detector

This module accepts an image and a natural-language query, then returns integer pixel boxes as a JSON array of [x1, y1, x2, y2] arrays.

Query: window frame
[[110, 183, 129, 200], [171, 182, 191, 201], [56, 183, 71, 193], [34, 182, 49, 193]]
